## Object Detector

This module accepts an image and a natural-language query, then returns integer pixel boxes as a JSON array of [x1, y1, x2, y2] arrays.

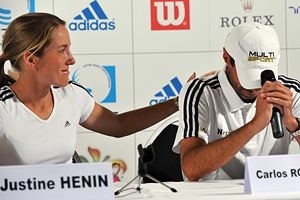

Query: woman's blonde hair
[[0, 12, 65, 87]]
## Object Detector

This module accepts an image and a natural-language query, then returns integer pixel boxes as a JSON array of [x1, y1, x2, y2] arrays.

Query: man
[[173, 22, 300, 181]]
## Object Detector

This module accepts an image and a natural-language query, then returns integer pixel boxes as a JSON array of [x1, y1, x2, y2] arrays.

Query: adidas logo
[[69, 0, 116, 31], [149, 77, 182, 105], [74, 0, 107, 20], [64, 121, 71, 127]]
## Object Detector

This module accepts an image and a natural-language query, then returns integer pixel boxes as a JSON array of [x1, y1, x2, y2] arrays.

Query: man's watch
[[173, 97, 179, 108], [291, 117, 300, 137]]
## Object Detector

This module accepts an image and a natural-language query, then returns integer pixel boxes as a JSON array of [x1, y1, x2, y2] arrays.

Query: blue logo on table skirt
[[71, 64, 116, 103]]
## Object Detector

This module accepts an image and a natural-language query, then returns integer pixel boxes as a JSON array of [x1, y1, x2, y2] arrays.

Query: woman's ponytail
[[0, 54, 15, 87]]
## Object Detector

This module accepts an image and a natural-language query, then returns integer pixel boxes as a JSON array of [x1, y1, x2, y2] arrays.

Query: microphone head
[[261, 69, 276, 86], [137, 144, 154, 164]]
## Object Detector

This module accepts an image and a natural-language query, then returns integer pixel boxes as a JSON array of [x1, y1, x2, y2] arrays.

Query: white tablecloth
[[114, 179, 300, 200]]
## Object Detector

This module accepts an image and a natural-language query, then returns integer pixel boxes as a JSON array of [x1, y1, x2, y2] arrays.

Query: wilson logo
[[150, 0, 190, 30]]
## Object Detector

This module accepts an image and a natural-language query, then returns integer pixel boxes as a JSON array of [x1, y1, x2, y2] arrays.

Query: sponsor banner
[[150, 0, 190, 31], [69, 54, 134, 111], [286, 0, 300, 48], [209, 0, 286, 51], [54, 0, 132, 54], [132, 0, 210, 53], [133, 52, 212, 130]]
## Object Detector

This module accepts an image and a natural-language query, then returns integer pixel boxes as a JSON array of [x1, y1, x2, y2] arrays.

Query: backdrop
[[1, 0, 300, 182]]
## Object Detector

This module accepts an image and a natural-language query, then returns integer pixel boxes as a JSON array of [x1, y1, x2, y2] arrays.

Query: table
[[114, 179, 300, 200]]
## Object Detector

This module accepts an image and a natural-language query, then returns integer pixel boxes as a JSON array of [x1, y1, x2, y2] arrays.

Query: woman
[[0, 12, 183, 165]]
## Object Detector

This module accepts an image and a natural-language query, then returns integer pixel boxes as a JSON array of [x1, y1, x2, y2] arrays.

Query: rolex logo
[[240, 0, 254, 13]]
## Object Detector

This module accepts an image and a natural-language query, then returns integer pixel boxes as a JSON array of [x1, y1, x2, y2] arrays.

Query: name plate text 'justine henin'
[[0, 162, 114, 200]]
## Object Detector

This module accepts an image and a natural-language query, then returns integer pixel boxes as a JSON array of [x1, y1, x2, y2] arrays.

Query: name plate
[[0, 162, 114, 200], [244, 154, 300, 194]]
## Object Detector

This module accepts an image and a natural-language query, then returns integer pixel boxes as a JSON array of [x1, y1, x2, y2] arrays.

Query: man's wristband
[[291, 117, 300, 137]]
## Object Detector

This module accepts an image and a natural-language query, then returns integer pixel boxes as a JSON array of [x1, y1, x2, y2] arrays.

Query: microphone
[[260, 70, 284, 138]]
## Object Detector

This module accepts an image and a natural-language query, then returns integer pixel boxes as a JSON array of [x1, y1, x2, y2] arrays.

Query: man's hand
[[260, 81, 294, 130], [187, 70, 218, 83], [187, 72, 196, 82]]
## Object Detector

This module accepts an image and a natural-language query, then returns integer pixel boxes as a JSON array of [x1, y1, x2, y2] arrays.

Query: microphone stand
[[114, 144, 177, 195]]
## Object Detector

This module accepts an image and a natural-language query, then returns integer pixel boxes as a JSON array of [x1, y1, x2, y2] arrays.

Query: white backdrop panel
[[0, 0, 52, 19], [132, 0, 210, 53], [69, 54, 134, 112], [287, 50, 300, 80], [54, 0, 133, 54], [76, 132, 136, 182], [279, 49, 288, 76], [209, 0, 286, 51], [286, 0, 300, 48], [133, 52, 212, 131], [0, 0, 53, 56]]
